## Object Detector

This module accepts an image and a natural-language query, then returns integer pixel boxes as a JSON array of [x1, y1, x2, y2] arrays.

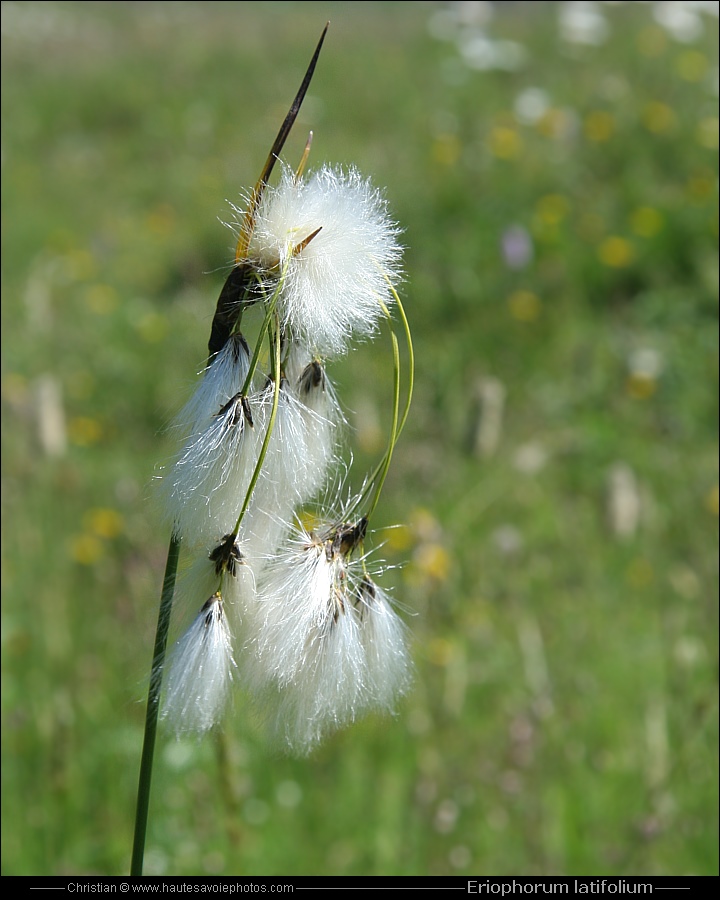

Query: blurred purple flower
[[501, 225, 534, 270]]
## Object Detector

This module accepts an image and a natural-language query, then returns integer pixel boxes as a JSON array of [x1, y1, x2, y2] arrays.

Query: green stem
[[345, 286, 414, 523], [365, 331, 401, 520], [130, 533, 181, 876], [240, 284, 274, 397], [239, 264, 289, 397], [387, 285, 414, 443], [233, 315, 282, 535], [232, 260, 288, 536]]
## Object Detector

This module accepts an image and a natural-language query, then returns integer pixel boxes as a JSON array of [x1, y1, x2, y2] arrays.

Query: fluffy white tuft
[[161, 335, 259, 546], [354, 576, 413, 713], [162, 366, 339, 550], [246, 521, 411, 753], [162, 593, 236, 737], [292, 357, 343, 492], [246, 165, 403, 357], [171, 334, 251, 437], [253, 380, 332, 511], [162, 392, 261, 546]]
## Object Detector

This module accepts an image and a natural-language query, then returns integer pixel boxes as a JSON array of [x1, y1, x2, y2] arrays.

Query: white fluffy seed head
[[172, 334, 251, 437], [156, 155, 412, 746], [162, 363, 340, 550], [248, 526, 348, 688], [246, 165, 403, 357], [249, 378, 339, 525], [265, 605, 366, 753], [206, 533, 257, 626], [162, 593, 236, 737], [160, 335, 258, 546], [246, 521, 411, 753], [354, 576, 413, 713], [283, 344, 344, 503], [255, 381, 319, 507], [293, 356, 343, 455], [162, 391, 261, 546]]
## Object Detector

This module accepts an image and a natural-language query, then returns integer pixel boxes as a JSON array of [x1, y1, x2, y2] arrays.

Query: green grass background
[[2, 0, 718, 877]]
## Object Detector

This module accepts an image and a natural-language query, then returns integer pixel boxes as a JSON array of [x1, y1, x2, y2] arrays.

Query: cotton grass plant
[[131, 25, 414, 875]]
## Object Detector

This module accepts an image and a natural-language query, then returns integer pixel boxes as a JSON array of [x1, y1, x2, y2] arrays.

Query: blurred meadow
[[1, 0, 718, 878]]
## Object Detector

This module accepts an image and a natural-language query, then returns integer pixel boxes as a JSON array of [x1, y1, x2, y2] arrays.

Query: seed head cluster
[[159, 161, 412, 753]]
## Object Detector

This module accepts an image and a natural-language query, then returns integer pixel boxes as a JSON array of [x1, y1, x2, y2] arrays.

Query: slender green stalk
[[386, 285, 415, 442], [232, 262, 288, 535], [239, 265, 288, 397], [131, 533, 182, 876], [346, 287, 415, 522], [365, 331, 401, 520], [233, 314, 282, 535], [240, 287, 274, 396], [214, 731, 244, 850]]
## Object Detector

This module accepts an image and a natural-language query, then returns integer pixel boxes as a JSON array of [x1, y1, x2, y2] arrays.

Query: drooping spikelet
[[245, 519, 412, 753], [162, 593, 236, 737]]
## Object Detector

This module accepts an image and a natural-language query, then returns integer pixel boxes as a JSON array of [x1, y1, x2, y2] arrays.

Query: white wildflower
[[559, 1, 609, 45], [156, 42, 413, 748]]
